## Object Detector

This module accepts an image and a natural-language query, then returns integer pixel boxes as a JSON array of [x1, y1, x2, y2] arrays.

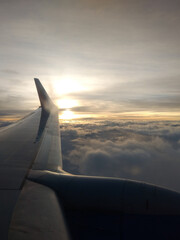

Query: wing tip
[[34, 78, 52, 110], [34, 78, 41, 87]]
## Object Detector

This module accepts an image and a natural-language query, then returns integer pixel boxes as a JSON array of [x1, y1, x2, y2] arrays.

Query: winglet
[[34, 78, 53, 111]]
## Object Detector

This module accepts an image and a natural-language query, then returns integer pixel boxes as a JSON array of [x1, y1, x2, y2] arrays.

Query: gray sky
[[1, 0, 180, 119]]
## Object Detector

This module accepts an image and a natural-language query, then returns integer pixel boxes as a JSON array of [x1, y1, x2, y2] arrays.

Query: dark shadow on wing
[[34, 108, 49, 143]]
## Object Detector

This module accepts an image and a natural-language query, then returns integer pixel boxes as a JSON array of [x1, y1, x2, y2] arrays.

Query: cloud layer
[[61, 120, 180, 192]]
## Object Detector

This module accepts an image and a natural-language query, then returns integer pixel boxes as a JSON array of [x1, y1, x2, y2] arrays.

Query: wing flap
[[9, 181, 70, 240]]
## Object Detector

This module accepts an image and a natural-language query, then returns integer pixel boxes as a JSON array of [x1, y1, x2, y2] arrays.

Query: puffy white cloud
[[61, 120, 180, 192]]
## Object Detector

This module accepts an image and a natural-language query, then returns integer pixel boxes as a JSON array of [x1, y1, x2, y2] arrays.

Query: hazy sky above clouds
[[1, 0, 180, 120]]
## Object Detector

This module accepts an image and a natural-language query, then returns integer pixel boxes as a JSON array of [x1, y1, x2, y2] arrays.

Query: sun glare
[[59, 110, 76, 120], [53, 76, 86, 96], [56, 98, 78, 109]]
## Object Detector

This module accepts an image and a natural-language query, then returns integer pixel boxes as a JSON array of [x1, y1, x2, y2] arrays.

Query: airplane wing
[[0, 79, 180, 240]]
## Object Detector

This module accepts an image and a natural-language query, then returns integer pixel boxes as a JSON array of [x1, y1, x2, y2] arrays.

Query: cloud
[[0, 109, 30, 116], [1, 69, 19, 75], [61, 120, 180, 192], [0, 121, 13, 128]]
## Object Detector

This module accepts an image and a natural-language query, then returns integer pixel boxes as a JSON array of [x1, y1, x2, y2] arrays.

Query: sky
[[1, 0, 180, 121], [1, 0, 180, 192]]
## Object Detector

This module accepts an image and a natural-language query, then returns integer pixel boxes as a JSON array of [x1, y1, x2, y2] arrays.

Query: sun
[[59, 110, 76, 120], [56, 98, 78, 109], [57, 98, 80, 120]]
